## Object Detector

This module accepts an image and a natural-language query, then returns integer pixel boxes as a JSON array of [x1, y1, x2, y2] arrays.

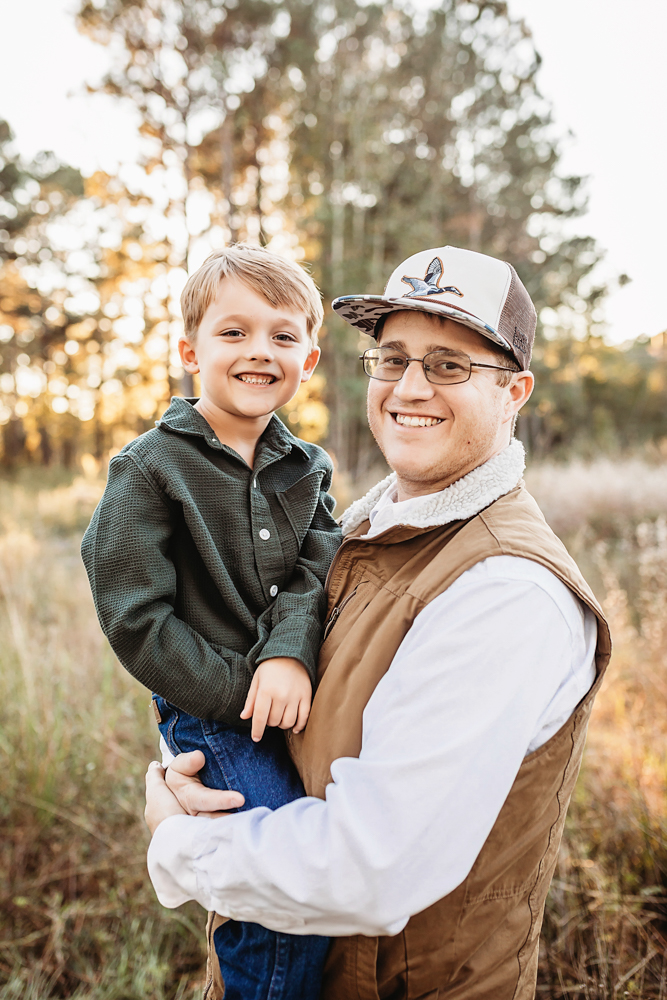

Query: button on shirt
[[148, 474, 597, 936]]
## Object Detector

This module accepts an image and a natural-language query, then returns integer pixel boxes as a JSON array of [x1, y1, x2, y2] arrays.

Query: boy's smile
[[236, 373, 276, 385], [179, 276, 320, 463]]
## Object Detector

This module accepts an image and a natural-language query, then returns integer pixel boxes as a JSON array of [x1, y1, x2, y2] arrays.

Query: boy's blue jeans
[[153, 695, 329, 1000]]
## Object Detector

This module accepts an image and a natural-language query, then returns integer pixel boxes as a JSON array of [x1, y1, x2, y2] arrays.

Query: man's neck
[[194, 396, 272, 468], [394, 440, 511, 503]]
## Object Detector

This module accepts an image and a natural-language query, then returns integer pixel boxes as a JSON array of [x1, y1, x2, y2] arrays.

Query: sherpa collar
[[340, 439, 526, 536]]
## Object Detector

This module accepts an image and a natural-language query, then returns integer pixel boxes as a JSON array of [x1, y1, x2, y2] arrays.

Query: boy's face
[[179, 277, 320, 421]]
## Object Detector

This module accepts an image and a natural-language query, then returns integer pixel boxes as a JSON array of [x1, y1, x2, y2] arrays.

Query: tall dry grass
[[0, 472, 206, 998], [526, 460, 667, 998], [0, 459, 666, 998]]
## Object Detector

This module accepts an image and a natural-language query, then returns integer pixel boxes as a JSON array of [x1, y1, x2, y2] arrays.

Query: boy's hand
[[240, 657, 312, 742]]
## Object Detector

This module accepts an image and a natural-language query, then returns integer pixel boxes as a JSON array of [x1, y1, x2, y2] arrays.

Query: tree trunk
[[222, 112, 237, 243]]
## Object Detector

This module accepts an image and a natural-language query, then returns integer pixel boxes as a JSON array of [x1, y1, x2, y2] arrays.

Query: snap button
[[259, 528, 271, 540], [269, 585, 278, 597]]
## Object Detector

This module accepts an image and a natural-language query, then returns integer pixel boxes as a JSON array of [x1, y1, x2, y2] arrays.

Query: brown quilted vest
[[285, 483, 611, 1000]]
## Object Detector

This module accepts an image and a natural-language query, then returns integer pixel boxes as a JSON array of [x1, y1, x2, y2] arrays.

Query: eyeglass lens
[[362, 348, 472, 384]]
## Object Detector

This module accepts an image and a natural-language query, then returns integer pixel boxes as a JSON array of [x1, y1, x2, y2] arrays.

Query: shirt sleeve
[[147, 560, 596, 936], [256, 474, 341, 679], [81, 452, 254, 723]]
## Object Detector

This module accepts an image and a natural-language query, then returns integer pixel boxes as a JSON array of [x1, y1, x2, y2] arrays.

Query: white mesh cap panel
[[384, 246, 512, 329]]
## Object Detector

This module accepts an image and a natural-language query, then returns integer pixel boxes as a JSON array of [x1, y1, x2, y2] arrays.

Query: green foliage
[[522, 333, 667, 457], [0, 132, 185, 467], [0, 0, 664, 475], [0, 122, 84, 257], [263, 0, 609, 469], [72, 0, 617, 474]]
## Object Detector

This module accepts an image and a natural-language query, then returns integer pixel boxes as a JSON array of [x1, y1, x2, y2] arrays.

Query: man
[[145, 245, 611, 1000]]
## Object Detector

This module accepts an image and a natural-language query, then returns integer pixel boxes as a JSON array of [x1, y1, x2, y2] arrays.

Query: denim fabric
[[155, 695, 329, 1000]]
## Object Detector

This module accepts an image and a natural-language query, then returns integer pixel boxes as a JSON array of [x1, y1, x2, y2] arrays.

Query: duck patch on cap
[[401, 257, 463, 299]]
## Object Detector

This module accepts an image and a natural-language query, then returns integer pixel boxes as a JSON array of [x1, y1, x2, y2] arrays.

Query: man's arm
[[82, 453, 253, 722], [147, 558, 597, 935]]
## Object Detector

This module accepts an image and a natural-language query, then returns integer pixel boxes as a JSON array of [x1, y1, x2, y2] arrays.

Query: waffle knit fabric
[[81, 397, 341, 723]]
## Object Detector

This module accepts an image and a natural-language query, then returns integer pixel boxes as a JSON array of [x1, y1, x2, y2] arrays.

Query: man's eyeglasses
[[359, 347, 517, 386]]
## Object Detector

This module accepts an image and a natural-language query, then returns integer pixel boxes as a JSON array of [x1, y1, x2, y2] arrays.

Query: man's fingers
[[145, 760, 165, 789], [165, 762, 201, 796], [144, 761, 186, 834], [240, 674, 259, 720], [162, 755, 245, 814], [183, 785, 245, 813], [251, 692, 272, 742], [167, 749, 206, 777], [293, 697, 311, 735]]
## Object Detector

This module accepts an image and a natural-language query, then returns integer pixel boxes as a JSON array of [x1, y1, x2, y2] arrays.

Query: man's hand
[[164, 750, 245, 817], [240, 657, 312, 742], [145, 761, 187, 834]]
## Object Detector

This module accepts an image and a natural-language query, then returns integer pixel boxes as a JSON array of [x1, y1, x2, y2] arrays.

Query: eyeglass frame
[[358, 346, 520, 385]]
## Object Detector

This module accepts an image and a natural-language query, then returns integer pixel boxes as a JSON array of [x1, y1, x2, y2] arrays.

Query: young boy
[[82, 244, 341, 999]]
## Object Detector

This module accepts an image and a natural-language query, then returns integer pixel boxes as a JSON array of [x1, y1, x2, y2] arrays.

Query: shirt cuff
[[147, 814, 211, 909], [159, 734, 175, 768], [255, 615, 321, 680]]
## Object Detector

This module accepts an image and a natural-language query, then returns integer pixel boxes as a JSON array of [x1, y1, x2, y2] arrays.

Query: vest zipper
[[323, 585, 359, 642]]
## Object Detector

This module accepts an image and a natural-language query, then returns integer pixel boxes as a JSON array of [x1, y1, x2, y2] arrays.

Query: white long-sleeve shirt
[[148, 548, 597, 936]]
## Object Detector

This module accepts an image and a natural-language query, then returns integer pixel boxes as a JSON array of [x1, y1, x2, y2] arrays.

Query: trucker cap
[[332, 245, 537, 370]]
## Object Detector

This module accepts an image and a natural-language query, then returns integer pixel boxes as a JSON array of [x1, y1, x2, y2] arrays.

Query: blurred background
[[1, 0, 667, 997]]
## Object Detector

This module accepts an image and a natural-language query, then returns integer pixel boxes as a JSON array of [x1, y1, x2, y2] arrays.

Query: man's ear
[[300, 346, 321, 382], [179, 336, 199, 374], [506, 370, 534, 418]]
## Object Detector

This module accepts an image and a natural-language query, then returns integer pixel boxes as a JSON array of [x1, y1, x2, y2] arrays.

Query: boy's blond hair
[[181, 243, 324, 346]]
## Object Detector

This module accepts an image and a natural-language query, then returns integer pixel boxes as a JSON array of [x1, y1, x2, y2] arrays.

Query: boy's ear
[[179, 336, 199, 374], [300, 346, 320, 383]]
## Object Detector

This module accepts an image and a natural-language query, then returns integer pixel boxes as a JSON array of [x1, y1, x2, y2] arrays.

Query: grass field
[[1, 459, 666, 998]]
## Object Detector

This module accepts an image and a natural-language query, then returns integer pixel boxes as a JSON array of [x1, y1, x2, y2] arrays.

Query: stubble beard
[[369, 408, 505, 500]]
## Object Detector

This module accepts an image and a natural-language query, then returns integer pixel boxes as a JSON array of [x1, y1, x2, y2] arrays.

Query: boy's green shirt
[[81, 397, 342, 724]]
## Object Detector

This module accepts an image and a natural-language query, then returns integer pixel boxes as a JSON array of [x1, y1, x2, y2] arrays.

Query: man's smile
[[391, 411, 445, 427]]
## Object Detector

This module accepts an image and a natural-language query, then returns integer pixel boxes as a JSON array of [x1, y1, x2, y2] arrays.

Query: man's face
[[179, 276, 319, 421], [366, 311, 533, 499]]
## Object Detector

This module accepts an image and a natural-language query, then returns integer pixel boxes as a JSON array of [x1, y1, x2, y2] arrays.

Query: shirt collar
[[156, 397, 310, 462], [368, 481, 399, 525], [343, 439, 526, 538]]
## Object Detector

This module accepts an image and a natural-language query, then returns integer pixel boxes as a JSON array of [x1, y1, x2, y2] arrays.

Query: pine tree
[[0, 122, 85, 464], [75, 0, 608, 473]]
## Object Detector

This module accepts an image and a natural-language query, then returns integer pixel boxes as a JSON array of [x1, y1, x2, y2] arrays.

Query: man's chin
[[386, 451, 455, 487]]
